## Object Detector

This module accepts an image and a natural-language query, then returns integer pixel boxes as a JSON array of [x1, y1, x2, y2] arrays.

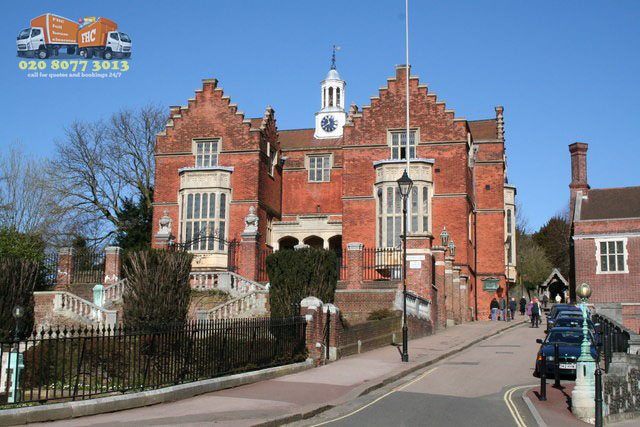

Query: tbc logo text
[[81, 29, 96, 43]]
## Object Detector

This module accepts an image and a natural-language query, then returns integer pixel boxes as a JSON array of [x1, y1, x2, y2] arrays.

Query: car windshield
[[18, 28, 30, 40], [551, 307, 581, 319], [547, 330, 584, 344], [554, 318, 587, 328], [119, 32, 131, 42]]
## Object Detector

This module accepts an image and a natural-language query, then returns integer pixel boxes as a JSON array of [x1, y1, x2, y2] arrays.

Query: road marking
[[504, 384, 536, 427], [310, 367, 439, 426]]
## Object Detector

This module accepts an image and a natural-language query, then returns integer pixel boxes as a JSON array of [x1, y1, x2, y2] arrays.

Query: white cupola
[[315, 46, 347, 139]]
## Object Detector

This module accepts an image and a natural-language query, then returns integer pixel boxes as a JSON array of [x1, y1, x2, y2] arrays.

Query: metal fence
[[72, 248, 105, 284], [593, 313, 631, 372], [257, 246, 273, 282], [38, 252, 58, 289], [336, 250, 347, 281], [0, 317, 306, 406], [362, 247, 402, 281]]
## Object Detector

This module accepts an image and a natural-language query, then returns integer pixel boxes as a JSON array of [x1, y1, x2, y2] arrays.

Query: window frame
[[306, 153, 332, 183], [387, 128, 419, 161], [192, 138, 220, 168], [179, 189, 230, 253], [376, 182, 431, 248], [595, 237, 628, 274]]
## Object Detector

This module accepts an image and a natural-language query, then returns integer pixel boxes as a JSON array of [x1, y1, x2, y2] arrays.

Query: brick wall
[[335, 289, 397, 324], [338, 315, 402, 357]]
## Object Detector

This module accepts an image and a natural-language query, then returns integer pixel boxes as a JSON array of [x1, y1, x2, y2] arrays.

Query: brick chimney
[[569, 142, 590, 220]]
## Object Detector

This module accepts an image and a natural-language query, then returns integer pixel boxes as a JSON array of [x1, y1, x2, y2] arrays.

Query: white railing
[[197, 290, 268, 320], [101, 277, 128, 306], [190, 271, 266, 298], [54, 292, 117, 326]]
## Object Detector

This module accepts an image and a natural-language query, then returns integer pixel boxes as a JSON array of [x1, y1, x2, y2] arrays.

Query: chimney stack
[[569, 142, 590, 220]]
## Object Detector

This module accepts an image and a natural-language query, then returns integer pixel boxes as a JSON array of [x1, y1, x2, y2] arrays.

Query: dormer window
[[389, 130, 417, 160], [194, 140, 219, 167]]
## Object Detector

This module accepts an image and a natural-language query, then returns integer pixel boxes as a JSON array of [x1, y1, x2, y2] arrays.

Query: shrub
[[266, 248, 337, 318], [122, 249, 193, 329], [0, 256, 40, 341]]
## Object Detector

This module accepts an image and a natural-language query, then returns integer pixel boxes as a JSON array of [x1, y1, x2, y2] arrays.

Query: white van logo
[[81, 29, 96, 43]]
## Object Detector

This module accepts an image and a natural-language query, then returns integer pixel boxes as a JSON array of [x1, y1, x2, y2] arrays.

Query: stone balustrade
[[190, 271, 266, 298], [197, 290, 268, 320], [54, 292, 117, 326]]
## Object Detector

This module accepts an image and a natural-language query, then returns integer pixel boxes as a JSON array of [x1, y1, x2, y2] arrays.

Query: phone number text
[[18, 60, 130, 72]]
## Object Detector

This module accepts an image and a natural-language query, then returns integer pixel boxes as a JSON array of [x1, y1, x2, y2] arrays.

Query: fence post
[[103, 246, 122, 285], [595, 367, 603, 427], [300, 297, 324, 364], [539, 355, 547, 401], [554, 343, 561, 388], [346, 242, 363, 290], [55, 247, 75, 291], [238, 231, 260, 282]]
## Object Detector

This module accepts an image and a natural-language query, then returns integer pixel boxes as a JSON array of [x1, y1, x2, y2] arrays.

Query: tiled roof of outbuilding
[[468, 119, 497, 141], [580, 187, 640, 220], [278, 128, 342, 149]]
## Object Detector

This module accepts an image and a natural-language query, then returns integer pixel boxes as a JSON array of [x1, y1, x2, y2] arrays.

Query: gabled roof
[[278, 128, 342, 149], [579, 186, 640, 220], [468, 119, 497, 141], [540, 268, 569, 288]]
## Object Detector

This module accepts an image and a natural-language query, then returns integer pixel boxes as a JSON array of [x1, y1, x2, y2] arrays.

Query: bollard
[[539, 354, 547, 401], [595, 367, 603, 427], [554, 343, 561, 388]]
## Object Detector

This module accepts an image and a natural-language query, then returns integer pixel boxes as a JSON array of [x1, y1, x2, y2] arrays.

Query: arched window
[[328, 87, 334, 107], [507, 209, 512, 233], [336, 88, 341, 108]]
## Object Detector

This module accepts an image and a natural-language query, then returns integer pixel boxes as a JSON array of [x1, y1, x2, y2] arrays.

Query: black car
[[545, 315, 601, 344], [533, 327, 599, 380], [547, 305, 584, 329]]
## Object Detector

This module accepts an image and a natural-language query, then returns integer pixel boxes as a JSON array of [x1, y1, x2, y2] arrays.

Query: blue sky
[[2, 1, 639, 231]]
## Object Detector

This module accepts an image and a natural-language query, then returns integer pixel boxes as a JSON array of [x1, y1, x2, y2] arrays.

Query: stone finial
[[495, 106, 505, 142], [244, 206, 259, 233], [157, 208, 172, 237]]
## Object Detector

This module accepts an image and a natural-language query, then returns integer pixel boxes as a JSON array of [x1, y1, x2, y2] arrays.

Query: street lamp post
[[571, 282, 596, 423], [505, 236, 512, 321], [397, 170, 413, 363]]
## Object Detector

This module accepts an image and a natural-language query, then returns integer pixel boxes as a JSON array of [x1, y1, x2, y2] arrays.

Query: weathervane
[[331, 45, 341, 70]]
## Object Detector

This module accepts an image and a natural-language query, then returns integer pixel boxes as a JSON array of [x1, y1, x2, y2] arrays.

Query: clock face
[[321, 115, 337, 132]]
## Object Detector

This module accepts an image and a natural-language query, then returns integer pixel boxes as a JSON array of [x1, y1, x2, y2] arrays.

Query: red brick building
[[569, 143, 640, 331], [151, 63, 516, 321]]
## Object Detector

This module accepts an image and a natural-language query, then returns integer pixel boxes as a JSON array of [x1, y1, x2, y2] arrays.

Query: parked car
[[533, 327, 599, 380], [545, 315, 601, 345], [547, 304, 584, 329]]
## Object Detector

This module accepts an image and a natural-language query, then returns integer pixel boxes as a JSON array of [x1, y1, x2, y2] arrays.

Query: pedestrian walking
[[542, 294, 548, 309], [499, 297, 507, 321], [509, 297, 517, 321], [531, 298, 541, 328], [490, 298, 499, 321], [519, 295, 527, 316]]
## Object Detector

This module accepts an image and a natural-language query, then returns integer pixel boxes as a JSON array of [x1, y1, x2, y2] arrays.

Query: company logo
[[81, 29, 96, 44]]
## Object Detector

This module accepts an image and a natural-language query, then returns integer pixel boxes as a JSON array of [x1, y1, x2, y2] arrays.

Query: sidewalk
[[33, 318, 526, 426]]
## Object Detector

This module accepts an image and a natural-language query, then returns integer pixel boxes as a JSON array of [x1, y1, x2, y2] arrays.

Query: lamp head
[[440, 226, 449, 247], [396, 170, 413, 198], [576, 283, 592, 301], [448, 239, 456, 257], [12, 305, 24, 319]]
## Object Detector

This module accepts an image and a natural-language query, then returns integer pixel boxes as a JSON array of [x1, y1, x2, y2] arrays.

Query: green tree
[[114, 190, 153, 251], [0, 227, 46, 260], [0, 256, 40, 340], [266, 248, 337, 318], [533, 214, 571, 279], [517, 234, 552, 298]]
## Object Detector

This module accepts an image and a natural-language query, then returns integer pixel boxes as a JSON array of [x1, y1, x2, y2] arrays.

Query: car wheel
[[37, 49, 48, 59], [104, 50, 113, 60]]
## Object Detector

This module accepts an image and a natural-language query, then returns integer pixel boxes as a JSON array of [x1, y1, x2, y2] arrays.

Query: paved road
[[292, 321, 546, 427]]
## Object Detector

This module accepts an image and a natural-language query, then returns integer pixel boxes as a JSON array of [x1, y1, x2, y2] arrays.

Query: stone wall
[[603, 353, 640, 423]]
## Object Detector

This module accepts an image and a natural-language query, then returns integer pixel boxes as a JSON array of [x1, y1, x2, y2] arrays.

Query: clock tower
[[314, 47, 347, 139]]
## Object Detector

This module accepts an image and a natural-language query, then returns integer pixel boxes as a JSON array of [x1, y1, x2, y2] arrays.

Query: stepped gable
[[343, 65, 467, 143], [156, 78, 276, 153]]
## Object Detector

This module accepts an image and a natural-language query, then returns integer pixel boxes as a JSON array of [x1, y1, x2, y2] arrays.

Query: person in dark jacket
[[508, 298, 517, 321], [519, 296, 527, 316], [531, 298, 541, 328], [499, 297, 507, 321], [542, 293, 549, 309], [490, 298, 499, 321]]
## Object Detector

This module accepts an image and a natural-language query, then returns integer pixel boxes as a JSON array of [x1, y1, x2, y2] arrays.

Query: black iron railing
[[38, 252, 59, 289], [72, 248, 105, 284], [336, 250, 347, 281], [593, 313, 631, 372], [0, 317, 306, 406], [257, 247, 273, 283], [362, 247, 402, 281]]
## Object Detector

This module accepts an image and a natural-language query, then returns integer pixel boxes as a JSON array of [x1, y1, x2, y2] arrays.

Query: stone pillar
[[453, 266, 462, 324], [300, 297, 324, 364], [405, 234, 433, 302], [346, 242, 364, 290], [155, 208, 174, 249], [238, 231, 260, 281], [460, 275, 469, 322], [103, 246, 122, 285], [445, 256, 454, 327], [432, 246, 446, 330], [55, 247, 75, 292]]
